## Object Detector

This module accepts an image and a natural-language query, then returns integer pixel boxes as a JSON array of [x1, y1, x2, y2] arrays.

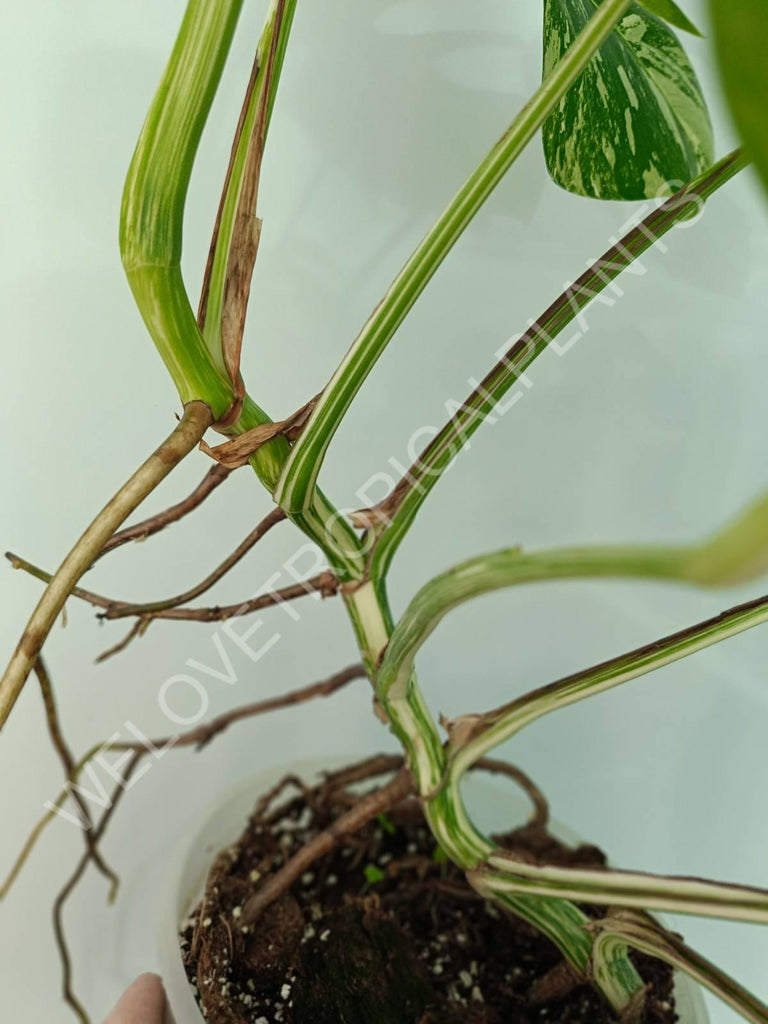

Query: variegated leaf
[[543, 0, 714, 199]]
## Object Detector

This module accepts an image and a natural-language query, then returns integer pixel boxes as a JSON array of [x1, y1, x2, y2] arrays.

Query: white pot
[[157, 758, 710, 1024]]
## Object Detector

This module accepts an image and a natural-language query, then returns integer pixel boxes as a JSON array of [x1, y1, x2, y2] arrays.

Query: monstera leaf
[[543, 0, 713, 200], [709, 0, 768, 197]]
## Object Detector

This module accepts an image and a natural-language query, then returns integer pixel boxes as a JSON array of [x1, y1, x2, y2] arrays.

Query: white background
[[1, 0, 766, 1020]]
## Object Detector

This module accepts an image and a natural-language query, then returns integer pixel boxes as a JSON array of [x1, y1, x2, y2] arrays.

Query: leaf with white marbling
[[543, 0, 713, 200]]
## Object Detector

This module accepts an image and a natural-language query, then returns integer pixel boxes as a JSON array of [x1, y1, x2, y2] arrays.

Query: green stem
[[379, 495, 768, 705], [412, 583, 768, 1004], [590, 913, 768, 1023], [343, 576, 615, 994], [119, 0, 293, 485], [120, 0, 244, 411], [370, 149, 749, 578], [274, 0, 634, 516], [120, 0, 363, 579], [444, 591, 768, 871], [478, 853, 768, 924], [371, 508, 768, 1007], [236, 400, 364, 580]]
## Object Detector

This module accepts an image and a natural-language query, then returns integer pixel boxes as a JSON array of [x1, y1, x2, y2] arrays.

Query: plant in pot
[[2, 0, 768, 1021]]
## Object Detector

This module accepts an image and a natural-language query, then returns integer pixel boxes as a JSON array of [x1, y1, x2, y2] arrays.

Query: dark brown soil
[[181, 766, 677, 1024]]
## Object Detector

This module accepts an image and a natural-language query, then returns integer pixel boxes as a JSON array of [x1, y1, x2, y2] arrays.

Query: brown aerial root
[[470, 755, 550, 830], [95, 505, 287, 620], [34, 656, 119, 899], [240, 766, 416, 926], [0, 664, 367, 904], [322, 753, 407, 790], [53, 753, 142, 1024], [6, 664, 367, 1023], [8, 549, 338, 647], [99, 571, 337, 623], [95, 618, 151, 664], [527, 959, 583, 1007], [97, 464, 232, 560]]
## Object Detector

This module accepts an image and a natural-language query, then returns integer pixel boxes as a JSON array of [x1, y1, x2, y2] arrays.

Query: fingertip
[[104, 973, 168, 1023]]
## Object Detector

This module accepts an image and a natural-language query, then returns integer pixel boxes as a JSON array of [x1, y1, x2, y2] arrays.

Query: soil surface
[[181, 764, 677, 1023]]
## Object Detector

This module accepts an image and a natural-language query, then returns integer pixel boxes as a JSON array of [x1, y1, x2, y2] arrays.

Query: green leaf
[[636, 0, 702, 36], [709, 0, 768, 196], [376, 812, 397, 836], [363, 864, 386, 885], [543, 0, 714, 199]]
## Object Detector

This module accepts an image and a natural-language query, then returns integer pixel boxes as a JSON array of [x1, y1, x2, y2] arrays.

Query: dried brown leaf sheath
[[201, 395, 319, 469]]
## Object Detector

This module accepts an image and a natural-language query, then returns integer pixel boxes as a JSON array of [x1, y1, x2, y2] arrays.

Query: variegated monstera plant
[[2, 0, 768, 1021]]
